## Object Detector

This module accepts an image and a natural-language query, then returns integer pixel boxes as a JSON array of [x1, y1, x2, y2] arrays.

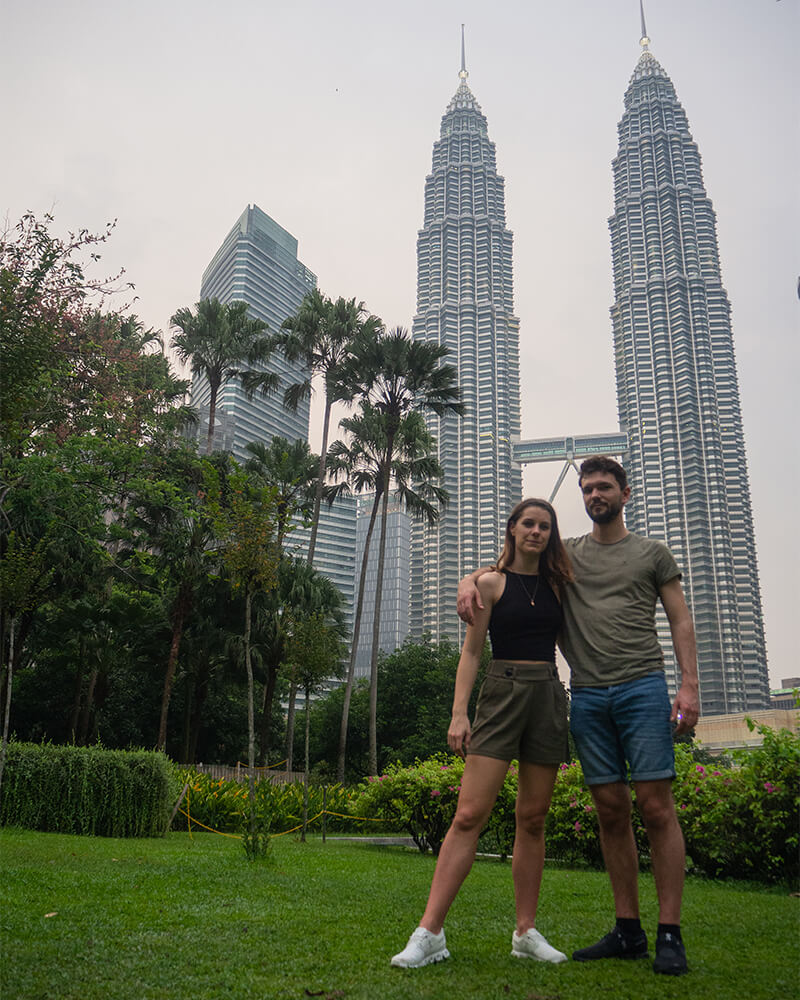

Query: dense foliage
[[0, 742, 176, 836], [172, 768, 366, 837], [352, 724, 799, 884]]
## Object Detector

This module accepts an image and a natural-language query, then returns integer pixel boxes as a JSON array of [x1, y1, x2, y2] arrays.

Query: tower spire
[[639, 0, 651, 50], [459, 23, 468, 82]]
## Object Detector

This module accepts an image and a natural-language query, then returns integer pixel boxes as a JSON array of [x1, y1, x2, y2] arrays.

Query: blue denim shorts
[[569, 672, 675, 785]]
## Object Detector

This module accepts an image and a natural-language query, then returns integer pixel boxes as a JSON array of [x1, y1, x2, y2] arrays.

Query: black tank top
[[488, 572, 561, 662]]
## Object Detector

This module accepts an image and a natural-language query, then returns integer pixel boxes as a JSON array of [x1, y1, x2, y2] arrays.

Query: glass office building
[[610, 32, 769, 712], [410, 49, 522, 643], [194, 204, 316, 460]]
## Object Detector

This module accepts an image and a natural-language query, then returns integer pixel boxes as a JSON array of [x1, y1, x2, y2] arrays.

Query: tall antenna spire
[[459, 23, 468, 82], [639, 0, 651, 50]]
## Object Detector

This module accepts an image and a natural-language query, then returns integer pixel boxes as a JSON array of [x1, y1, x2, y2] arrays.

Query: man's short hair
[[578, 455, 628, 490]]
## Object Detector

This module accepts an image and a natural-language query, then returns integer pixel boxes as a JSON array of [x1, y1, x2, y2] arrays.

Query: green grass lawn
[[1, 828, 797, 1000]]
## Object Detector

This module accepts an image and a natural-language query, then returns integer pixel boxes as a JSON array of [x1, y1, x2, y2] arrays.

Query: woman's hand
[[448, 712, 472, 758]]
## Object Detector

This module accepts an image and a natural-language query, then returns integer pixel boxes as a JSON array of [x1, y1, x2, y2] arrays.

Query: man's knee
[[591, 783, 633, 833], [635, 782, 679, 833]]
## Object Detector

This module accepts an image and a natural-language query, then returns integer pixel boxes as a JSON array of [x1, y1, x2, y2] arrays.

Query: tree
[[342, 329, 463, 774], [283, 611, 346, 840], [275, 291, 380, 563], [327, 400, 453, 779], [0, 212, 128, 450], [279, 563, 347, 774], [243, 437, 318, 553], [170, 298, 275, 454], [211, 469, 280, 817]]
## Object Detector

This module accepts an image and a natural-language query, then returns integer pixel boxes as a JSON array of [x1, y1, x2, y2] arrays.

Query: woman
[[391, 498, 573, 968]]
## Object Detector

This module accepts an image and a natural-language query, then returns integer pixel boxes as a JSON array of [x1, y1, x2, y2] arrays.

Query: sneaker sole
[[511, 949, 567, 964], [391, 949, 450, 969]]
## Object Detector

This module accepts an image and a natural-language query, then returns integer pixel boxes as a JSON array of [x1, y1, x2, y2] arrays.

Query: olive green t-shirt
[[559, 532, 681, 688]]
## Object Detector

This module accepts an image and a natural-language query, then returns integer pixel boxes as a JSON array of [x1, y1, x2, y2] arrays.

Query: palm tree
[[170, 298, 275, 454], [243, 437, 318, 552], [327, 399, 453, 779], [275, 291, 381, 564], [343, 328, 462, 774], [280, 561, 347, 774]]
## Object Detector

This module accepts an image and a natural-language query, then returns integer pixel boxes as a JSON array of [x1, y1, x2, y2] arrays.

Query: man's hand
[[671, 683, 700, 736], [448, 713, 472, 758], [457, 575, 485, 625]]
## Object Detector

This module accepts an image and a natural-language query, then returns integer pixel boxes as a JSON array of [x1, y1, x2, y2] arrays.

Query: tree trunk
[[285, 667, 298, 773], [336, 491, 381, 782], [158, 582, 191, 752], [205, 381, 219, 455], [368, 465, 392, 776], [258, 659, 280, 766], [0, 618, 16, 795], [187, 659, 212, 764], [301, 683, 311, 843], [245, 587, 256, 827], [307, 396, 332, 566], [68, 656, 84, 743], [77, 666, 99, 746]]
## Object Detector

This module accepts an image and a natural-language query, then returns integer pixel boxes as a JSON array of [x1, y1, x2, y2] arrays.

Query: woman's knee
[[515, 804, 548, 838]]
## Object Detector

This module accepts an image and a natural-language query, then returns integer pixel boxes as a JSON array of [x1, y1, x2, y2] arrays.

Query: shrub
[[674, 723, 799, 884], [172, 770, 365, 837], [0, 741, 176, 837], [352, 754, 465, 854]]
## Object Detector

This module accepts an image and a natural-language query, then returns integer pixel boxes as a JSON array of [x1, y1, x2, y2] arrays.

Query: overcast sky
[[2, 0, 797, 688]]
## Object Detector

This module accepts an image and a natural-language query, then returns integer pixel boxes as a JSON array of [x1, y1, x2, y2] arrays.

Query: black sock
[[616, 917, 642, 936], [657, 923, 682, 940]]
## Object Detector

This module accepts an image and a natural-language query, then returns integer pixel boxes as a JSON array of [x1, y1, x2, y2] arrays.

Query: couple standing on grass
[[390, 455, 699, 978]]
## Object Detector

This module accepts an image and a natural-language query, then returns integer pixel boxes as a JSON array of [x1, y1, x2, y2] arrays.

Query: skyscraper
[[410, 39, 521, 642], [610, 20, 769, 713], [195, 204, 316, 460], [353, 499, 411, 678]]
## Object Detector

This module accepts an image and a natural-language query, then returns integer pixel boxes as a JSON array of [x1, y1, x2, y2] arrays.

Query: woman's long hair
[[495, 497, 574, 590]]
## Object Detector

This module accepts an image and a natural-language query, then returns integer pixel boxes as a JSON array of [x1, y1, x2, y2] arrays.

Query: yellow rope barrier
[[174, 807, 388, 840]]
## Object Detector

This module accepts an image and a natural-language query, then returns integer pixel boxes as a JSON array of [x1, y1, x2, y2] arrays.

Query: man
[[457, 455, 699, 976]]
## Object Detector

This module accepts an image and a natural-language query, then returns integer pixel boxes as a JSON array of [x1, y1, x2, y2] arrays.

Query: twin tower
[[198, 28, 770, 717], [408, 30, 769, 715]]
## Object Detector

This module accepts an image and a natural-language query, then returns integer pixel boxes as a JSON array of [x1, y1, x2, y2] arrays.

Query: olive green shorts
[[468, 660, 569, 765]]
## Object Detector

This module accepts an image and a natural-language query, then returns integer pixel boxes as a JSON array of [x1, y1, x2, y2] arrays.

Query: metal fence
[[192, 762, 305, 785]]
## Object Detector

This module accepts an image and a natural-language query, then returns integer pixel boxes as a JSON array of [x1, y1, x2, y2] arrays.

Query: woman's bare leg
[[419, 755, 510, 933], [511, 762, 558, 934]]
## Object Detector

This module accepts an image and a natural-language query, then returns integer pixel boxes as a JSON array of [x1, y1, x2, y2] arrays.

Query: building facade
[[353, 499, 411, 679], [194, 204, 316, 460], [410, 49, 521, 643], [610, 31, 769, 712]]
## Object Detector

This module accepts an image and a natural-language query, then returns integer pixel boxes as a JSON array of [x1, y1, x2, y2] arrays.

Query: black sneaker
[[653, 932, 688, 976], [572, 927, 649, 962]]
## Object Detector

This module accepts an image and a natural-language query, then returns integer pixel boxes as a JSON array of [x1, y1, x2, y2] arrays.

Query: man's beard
[[587, 499, 623, 524]]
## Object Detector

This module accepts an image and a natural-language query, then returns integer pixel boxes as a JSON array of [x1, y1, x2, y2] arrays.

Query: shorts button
[[504, 669, 513, 677]]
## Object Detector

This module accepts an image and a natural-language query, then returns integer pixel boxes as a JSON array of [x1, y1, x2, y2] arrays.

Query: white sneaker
[[511, 928, 567, 963], [390, 926, 450, 968]]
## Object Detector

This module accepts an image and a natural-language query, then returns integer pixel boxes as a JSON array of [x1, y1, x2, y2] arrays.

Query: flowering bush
[[352, 754, 465, 854], [674, 723, 799, 883]]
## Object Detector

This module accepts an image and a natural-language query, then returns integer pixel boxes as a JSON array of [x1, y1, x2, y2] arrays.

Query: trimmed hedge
[[0, 742, 177, 837]]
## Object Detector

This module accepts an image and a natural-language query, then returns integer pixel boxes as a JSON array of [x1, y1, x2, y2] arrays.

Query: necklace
[[514, 572, 540, 607]]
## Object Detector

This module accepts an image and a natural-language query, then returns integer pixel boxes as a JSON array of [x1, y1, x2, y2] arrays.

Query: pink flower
[[764, 781, 777, 794], [584, 804, 593, 813], [680, 804, 687, 810], [573, 821, 582, 832], [559, 763, 568, 771], [713, 771, 721, 776], [430, 789, 441, 797], [696, 765, 705, 775]]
